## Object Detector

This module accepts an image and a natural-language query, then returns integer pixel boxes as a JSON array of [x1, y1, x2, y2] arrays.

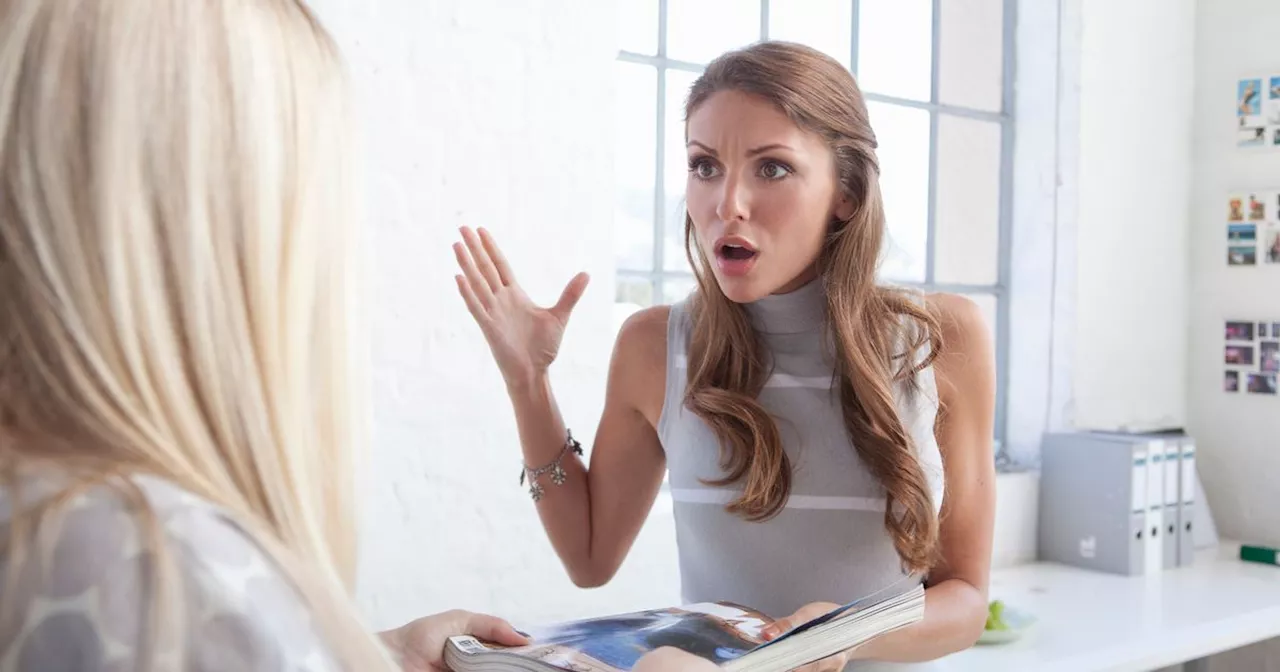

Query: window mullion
[[652, 0, 669, 304], [993, 0, 1018, 456], [924, 0, 941, 285], [850, 0, 860, 76]]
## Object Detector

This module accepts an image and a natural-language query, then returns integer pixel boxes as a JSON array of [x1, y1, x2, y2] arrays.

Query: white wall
[[1070, 0, 1196, 433], [308, 0, 684, 630], [1186, 0, 1280, 668], [1005, 0, 1197, 459], [1189, 0, 1280, 554]]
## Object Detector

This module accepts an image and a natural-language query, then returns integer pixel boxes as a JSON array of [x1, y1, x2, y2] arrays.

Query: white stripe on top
[[673, 355, 833, 389], [668, 488, 887, 512]]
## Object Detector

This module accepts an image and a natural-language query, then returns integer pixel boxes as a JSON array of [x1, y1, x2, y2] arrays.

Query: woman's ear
[[833, 195, 855, 222]]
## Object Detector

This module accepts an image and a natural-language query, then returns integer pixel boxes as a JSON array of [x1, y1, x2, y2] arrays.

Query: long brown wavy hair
[[681, 41, 945, 574]]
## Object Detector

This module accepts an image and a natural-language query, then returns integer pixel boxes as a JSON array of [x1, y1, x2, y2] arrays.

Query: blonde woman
[[1, 2, 724, 671]]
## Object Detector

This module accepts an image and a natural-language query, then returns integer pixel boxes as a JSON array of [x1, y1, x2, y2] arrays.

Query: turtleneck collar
[[743, 276, 827, 335]]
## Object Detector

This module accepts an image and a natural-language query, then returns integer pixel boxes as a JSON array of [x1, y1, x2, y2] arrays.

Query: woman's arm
[[505, 307, 670, 588], [851, 292, 997, 661], [762, 293, 997, 667], [453, 227, 671, 589]]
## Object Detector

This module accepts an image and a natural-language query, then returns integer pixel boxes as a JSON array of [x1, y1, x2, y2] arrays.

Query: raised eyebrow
[[746, 143, 793, 156], [687, 140, 717, 156]]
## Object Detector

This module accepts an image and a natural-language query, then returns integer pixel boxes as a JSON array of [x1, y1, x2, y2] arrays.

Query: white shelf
[[945, 542, 1280, 671]]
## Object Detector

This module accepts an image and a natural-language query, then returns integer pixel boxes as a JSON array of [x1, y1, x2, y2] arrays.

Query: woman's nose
[[715, 175, 749, 223]]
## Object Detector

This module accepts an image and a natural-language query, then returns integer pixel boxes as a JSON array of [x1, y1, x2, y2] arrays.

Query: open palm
[[452, 226, 589, 389]]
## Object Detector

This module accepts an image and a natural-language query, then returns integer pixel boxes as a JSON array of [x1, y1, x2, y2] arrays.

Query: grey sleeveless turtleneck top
[[657, 279, 945, 627]]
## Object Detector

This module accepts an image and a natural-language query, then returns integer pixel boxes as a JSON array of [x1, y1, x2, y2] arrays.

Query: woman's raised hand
[[452, 226, 589, 390]]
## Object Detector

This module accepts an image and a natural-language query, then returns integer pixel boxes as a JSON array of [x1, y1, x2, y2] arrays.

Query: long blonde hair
[[0, 0, 389, 668], [682, 42, 944, 574]]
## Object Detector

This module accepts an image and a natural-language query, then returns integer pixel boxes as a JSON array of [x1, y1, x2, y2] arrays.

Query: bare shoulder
[[614, 305, 670, 360], [922, 293, 995, 402], [608, 305, 671, 425]]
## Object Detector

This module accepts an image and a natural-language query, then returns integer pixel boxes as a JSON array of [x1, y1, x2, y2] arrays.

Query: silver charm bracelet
[[519, 429, 584, 501]]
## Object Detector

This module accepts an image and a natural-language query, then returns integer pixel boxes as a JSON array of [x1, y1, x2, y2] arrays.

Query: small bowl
[[975, 605, 1036, 645]]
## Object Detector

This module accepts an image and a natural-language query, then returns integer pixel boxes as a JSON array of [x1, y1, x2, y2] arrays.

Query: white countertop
[[944, 543, 1280, 671]]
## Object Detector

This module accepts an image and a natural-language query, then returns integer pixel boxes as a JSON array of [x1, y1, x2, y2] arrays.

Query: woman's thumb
[[551, 272, 590, 322], [464, 613, 531, 647]]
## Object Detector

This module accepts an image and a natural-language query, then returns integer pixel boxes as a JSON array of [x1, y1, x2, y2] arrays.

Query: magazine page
[[449, 602, 774, 672]]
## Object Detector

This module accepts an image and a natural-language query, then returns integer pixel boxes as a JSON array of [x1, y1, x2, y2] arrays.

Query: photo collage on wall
[[1224, 320, 1280, 395], [1236, 74, 1280, 148], [1226, 190, 1280, 266]]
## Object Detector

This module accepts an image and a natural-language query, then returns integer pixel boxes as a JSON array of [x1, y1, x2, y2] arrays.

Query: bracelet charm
[[519, 429, 583, 501]]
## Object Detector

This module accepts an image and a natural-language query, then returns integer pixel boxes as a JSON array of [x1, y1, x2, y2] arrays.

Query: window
[[613, 0, 1013, 452]]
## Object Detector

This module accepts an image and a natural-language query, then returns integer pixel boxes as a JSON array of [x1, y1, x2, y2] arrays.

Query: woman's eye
[[689, 159, 719, 179], [760, 161, 792, 180]]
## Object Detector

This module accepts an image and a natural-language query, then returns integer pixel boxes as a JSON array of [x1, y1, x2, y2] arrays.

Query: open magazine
[[443, 583, 925, 672]]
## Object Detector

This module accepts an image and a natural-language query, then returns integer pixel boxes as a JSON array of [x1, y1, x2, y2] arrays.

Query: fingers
[[461, 226, 504, 293], [464, 613, 531, 647], [763, 601, 841, 641], [478, 227, 515, 287], [550, 272, 590, 323], [454, 240, 494, 308], [760, 618, 791, 641], [456, 274, 488, 323]]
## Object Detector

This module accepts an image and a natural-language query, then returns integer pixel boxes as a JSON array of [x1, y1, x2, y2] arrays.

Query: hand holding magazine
[[443, 582, 925, 672]]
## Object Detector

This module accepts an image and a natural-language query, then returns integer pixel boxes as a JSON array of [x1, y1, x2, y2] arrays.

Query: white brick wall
[[307, 0, 684, 631]]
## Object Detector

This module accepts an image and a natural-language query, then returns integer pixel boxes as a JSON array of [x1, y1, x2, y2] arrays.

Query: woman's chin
[[710, 273, 767, 304]]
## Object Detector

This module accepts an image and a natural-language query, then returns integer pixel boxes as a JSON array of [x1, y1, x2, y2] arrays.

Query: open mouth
[[716, 241, 758, 261], [713, 237, 759, 277]]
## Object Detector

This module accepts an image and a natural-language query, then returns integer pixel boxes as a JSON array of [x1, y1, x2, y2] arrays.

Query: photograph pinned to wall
[[1223, 318, 1280, 396], [1228, 245, 1257, 266], [1226, 344, 1255, 366], [1236, 74, 1280, 149], [1250, 193, 1269, 220], [1238, 78, 1265, 147], [1226, 320, 1255, 341], [1271, 76, 1280, 147], [1248, 373, 1277, 395], [1228, 223, 1257, 242], [1261, 341, 1280, 373], [1264, 224, 1280, 264], [1228, 195, 1245, 221]]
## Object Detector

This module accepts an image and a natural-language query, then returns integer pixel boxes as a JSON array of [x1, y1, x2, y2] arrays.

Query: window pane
[[615, 62, 658, 272], [938, 0, 1003, 111], [616, 276, 654, 307], [617, 0, 659, 55], [667, 0, 762, 65], [664, 69, 701, 272], [768, 0, 852, 69], [867, 102, 929, 283], [935, 115, 1001, 284], [613, 280, 650, 333], [856, 0, 933, 102], [958, 292, 998, 363], [662, 275, 698, 304]]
